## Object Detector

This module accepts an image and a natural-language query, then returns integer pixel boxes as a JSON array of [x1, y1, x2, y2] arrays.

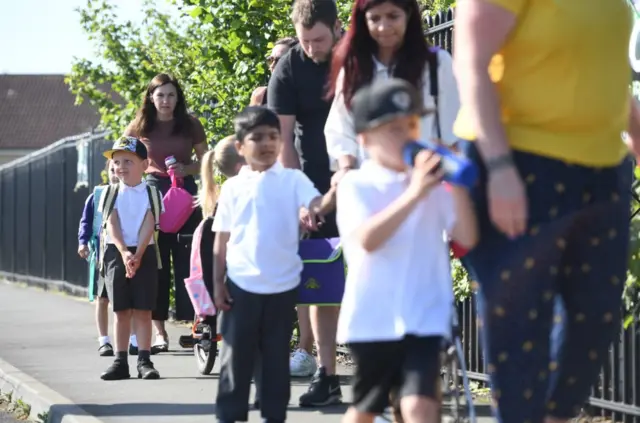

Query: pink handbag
[[184, 220, 216, 317], [159, 169, 195, 233]]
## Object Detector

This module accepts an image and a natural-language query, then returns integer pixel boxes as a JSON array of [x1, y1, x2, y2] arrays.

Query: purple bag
[[298, 238, 345, 305]]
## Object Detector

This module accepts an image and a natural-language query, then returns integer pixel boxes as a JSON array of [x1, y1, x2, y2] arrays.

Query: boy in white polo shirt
[[336, 79, 478, 423], [99, 136, 163, 381], [213, 106, 336, 423]]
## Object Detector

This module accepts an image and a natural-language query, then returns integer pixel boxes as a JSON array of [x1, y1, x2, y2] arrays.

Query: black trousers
[[146, 174, 202, 322], [216, 279, 297, 422]]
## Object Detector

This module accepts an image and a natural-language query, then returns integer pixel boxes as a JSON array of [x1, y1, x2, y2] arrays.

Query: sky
[[0, 0, 177, 75]]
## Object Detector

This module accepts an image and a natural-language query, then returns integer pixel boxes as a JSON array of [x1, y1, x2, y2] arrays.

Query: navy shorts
[[460, 141, 631, 422]]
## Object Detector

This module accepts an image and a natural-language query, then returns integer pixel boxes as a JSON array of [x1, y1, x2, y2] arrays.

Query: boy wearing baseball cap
[[335, 79, 477, 423], [98, 136, 164, 381]]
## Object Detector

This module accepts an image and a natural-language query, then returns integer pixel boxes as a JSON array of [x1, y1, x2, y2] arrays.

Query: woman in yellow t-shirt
[[453, 0, 638, 422]]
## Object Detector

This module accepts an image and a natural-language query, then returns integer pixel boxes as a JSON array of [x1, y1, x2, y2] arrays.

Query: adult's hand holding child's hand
[[299, 207, 323, 232]]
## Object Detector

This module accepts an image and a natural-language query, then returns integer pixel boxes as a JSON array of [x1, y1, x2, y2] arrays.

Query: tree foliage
[[67, 0, 352, 143], [67, 0, 452, 144]]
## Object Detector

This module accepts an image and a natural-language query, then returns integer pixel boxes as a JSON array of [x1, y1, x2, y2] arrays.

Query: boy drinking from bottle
[[335, 78, 478, 423]]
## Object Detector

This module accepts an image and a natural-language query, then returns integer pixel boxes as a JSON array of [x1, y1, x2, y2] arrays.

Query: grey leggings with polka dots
[[460, 142, 632, 423]]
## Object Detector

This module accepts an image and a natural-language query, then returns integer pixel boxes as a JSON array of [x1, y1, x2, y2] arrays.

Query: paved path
[[0, 281, 492, 423], [0, 412, 20, 423]]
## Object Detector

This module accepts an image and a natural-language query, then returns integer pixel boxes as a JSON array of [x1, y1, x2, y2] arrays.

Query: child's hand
[[128, 255, 141, 278], [122, 251, 137, 278], [408, 150, 444, 198], [78, 244, 90, 260], [214, 282, 233, 312], [128, 250, 146, 277]]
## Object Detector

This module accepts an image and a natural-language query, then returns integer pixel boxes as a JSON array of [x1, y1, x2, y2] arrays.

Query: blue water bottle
[[403, 140, 478, 189]]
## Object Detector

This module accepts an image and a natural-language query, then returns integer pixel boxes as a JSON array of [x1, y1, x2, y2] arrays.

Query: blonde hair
[[199, 135, 244, 217]]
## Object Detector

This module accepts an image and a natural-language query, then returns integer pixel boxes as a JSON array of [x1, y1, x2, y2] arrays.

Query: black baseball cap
[[351, 78, 433, 134], [103, 136, 148, 160]]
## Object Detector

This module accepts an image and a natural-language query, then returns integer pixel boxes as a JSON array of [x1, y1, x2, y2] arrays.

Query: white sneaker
[[290, 348, 317, 377]]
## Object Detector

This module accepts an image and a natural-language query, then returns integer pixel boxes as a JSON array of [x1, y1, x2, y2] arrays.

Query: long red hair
[[326, 0, 433, 108]]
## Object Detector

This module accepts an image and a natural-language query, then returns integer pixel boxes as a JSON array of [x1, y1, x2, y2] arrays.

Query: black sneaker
[[98, 343, 114, 357], [299, 367, 342, 407], [100, 360, 130, 381], [129, 344, 138, 355], [137, 359, 160, 380]]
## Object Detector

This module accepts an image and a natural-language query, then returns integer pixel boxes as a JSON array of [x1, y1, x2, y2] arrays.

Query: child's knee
[[114, 310, 132, 320], [342, 406, 376, 423], [132, 309, 152, 321], [400, 395, 439, 423]]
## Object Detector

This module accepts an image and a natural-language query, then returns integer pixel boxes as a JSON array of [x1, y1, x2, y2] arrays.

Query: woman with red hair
[[324, 0, 460, 187]]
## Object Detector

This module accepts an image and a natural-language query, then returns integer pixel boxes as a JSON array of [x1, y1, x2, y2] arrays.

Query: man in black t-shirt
[[267, 0, 343, 408]]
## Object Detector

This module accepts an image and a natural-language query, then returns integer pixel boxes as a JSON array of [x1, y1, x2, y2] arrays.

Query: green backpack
[[97, 183, 163, 272]]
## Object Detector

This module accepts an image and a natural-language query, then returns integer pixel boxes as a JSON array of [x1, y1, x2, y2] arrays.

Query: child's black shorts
[[102, 244, 158, 312], [348, 335, 443, 415]]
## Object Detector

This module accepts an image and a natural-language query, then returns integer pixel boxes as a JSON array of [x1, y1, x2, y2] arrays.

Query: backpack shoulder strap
[[146, 185, 163, 270], [97, 183, 118, 273], [146, 185, 162, 230], [428, 47, 441, 139], [99, 184, 119, 226], [191, 220, 205, 263]]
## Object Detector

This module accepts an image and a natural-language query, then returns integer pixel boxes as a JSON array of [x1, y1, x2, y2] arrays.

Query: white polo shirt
[[336, 161, 457, 344], [106, 181, 163, 247], [324, 49, 460, 170], [212, 162, 321, 294]]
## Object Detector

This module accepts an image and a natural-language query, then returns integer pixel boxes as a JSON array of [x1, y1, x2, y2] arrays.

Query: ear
[[234, 140, 244, 156], [334, 20, 342, 36], [141, 159, 150, 169]]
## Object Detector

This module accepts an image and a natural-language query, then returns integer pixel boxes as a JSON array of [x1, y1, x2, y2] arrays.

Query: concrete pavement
[[0, 412, 20, 423], [0, 281, 492, 423]]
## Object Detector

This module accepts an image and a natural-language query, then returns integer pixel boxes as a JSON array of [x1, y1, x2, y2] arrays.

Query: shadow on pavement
[[47, 403, 214, 422], [44, 399, 492, 422], [47, 402, 353, 420]]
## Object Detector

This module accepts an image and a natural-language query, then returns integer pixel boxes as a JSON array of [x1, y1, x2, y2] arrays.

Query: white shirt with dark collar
[[212, 162, 321, 294], [106, 180, 162, 247], [324, 50, 460, 170], [335, 161, 457, 344]]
